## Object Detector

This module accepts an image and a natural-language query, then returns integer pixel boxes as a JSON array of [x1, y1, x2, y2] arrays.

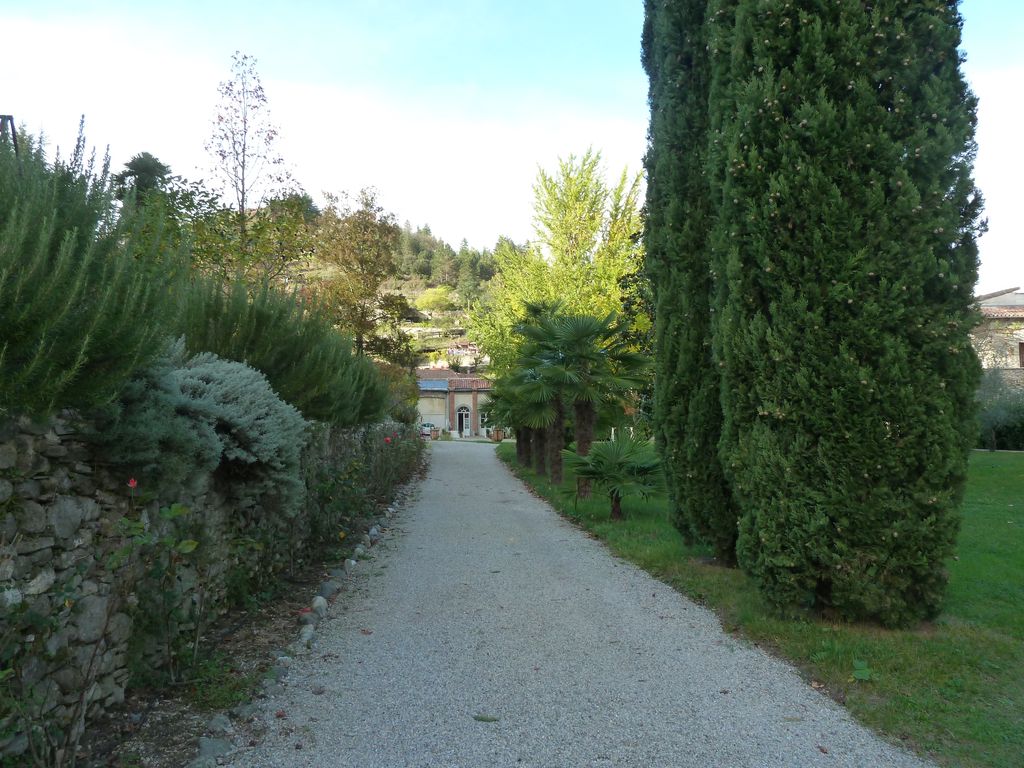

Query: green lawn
[[497, 444, 1023, 768]]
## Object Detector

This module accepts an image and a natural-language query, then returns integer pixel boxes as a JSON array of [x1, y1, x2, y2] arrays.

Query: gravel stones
[[318, 580, 341, 599], [207, 713, 234, 736], [221, 442, 932, 768], [311, 596, 328, 618]]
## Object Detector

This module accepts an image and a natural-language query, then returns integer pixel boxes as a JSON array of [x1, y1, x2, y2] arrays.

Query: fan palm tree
[[562, 436, 664, 520], [482, 379, 535, 467], [517, 308, 651, 497], [506, 363, 560, 479]]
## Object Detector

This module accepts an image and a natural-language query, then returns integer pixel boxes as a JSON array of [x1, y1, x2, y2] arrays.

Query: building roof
[[976, 287, 1021, 303], [416, 367, 470, 380], [415, 367, 491, 392], [980, 306, 1024, 319], [977, 287, 1024, 319]]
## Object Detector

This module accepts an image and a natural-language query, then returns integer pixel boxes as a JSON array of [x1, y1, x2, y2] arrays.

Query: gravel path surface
[[223, 441, 933, 768]]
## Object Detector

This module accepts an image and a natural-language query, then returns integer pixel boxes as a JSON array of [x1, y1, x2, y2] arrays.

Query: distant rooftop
[[977, 287, 1024, 319]]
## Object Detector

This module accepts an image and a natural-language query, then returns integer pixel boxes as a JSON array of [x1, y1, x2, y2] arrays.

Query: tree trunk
[[610, 491, 623, 521], [547, 397, 565, 485], [519, 427, 533, 466], [574, 400, 596, 499], [532, 427, 547, 476]]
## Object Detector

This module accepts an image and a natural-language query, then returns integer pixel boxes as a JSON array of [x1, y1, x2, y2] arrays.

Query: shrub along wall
[[0, 411, 420, 763]]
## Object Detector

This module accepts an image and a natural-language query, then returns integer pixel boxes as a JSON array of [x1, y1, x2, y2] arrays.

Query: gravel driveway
[[223, 440, 932, 768]]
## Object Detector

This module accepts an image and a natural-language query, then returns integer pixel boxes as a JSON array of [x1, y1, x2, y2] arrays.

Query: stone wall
[[971, 318, 1024, 370], [0, 413, 415, 762], [0, 413, 137, 759]]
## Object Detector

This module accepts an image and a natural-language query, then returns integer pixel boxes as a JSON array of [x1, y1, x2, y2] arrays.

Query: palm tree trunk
[[520, 427, 533, 466], [532, 427, 547, 476], [574, 400, 596, 499], [610, 491, 623, 520], [547, 397, 565, 485]]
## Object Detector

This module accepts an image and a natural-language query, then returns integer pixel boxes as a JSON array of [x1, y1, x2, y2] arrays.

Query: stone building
[[415, 368, 492, 438], [973, 287, 1024, 386]]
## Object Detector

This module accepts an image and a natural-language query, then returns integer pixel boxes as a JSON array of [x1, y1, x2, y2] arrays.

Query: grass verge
[[496, 443, 1023, 768]]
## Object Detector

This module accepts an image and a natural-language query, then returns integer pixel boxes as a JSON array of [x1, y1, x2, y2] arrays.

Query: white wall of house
[[418, 394, 448, 429]]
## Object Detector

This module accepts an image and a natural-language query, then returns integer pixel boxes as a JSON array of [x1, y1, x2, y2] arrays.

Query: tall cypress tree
[[714, 1, 983, 625], [644, 0, 739, 562]]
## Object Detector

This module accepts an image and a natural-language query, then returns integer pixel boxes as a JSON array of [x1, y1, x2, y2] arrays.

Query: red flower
[[127, 478, 138, 489], [392, 431, 398, 437], [384, 437, 392, 444]]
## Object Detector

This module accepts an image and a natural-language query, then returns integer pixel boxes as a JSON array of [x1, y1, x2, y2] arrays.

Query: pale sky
[[2, 1, 1020, 292]]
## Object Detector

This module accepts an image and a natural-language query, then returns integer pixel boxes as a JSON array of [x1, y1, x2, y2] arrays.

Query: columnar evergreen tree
[[712, 1, 983, 625], [643, 0, 740, 561]]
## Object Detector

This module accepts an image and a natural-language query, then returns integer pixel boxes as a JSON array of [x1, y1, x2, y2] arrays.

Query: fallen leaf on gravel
[[719, 689, 729, 694], [360, 628, 373, 635], [818, 746, 829, 754], [473, 714, 500, 723], [275, 710, 287, 719], [311, 685, 325, 695], [783, 717, 802, 723], [810, 680, 824, 689]]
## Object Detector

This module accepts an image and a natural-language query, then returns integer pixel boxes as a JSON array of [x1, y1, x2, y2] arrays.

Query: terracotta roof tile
[[980, 306, 1024, 319]]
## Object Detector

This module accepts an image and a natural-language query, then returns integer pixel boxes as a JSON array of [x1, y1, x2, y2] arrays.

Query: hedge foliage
[[643, 1, 983, 626], [180, 277, 387, 426], [0, 129, 187, 418], [642, 0, 738, 562]]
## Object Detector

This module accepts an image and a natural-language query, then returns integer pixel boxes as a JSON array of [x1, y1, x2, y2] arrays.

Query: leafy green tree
[[470, 151, 647, 374], [562, 436, 664, 521], [317, 188, 402, 355], [642, 0, 740, 561], [712, 1, 983, 625], [430, 241, 459, 286], [365, 292, 419, 369], [114, 151, 171, 206], [415, 285, 456, 314]]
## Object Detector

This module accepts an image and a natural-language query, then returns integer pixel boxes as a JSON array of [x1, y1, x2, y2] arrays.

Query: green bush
[[93, 342, 308, 516], [178, 351, 309, 514], [0, 128, 187, 418], [562, 436, 664, 520], [90, 339, 223, 492], [179, 276, 386, 425], [976, 371, 1024, 450]]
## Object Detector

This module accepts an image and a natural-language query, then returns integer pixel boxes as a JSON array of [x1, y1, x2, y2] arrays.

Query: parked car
[[420, 422, 435, 437]]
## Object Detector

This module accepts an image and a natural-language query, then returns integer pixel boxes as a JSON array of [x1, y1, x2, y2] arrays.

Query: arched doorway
[[457, 405, 471, 437]]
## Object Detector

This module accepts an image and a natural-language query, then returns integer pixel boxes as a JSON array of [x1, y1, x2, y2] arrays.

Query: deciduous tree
[[317, 188, 402, 355], [205, 51, 290, 262]]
